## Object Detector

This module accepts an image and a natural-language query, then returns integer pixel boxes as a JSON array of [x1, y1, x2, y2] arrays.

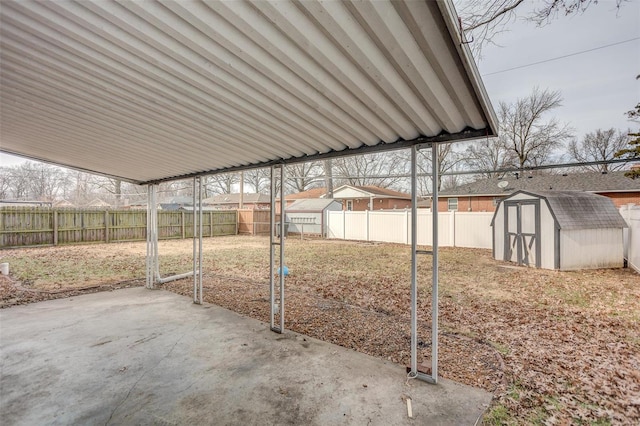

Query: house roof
[[287, 199, 341, 211], [285, 187, 327, 200], [0, 0, 496, 185], [204, 193, 271, 205], [499, 190, 627, 230], [161, 196, 194, 205], [332, 185, 411, 199], [440, 171, 640, 197]]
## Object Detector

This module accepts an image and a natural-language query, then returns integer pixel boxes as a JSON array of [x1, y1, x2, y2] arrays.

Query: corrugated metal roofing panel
[[0, 0, 497, 184]]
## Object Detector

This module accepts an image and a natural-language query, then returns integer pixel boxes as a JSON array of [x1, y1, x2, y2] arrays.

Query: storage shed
[[491, 190, 627, 270], [286, 199, 342, 237]]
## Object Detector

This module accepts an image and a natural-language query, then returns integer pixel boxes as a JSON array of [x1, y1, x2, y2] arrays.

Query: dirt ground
[[1, 236, 638, 425]]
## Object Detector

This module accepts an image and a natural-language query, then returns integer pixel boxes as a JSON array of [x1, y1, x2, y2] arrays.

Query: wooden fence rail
[[0, 207, 237, 248]]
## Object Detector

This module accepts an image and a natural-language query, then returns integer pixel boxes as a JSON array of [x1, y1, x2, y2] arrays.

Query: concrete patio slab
[[0, 288, 491, 425]]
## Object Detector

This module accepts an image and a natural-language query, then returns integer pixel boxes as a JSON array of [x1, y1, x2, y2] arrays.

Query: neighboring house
[[204, 193, 271, 210], [159, 196, 197, 211], [85, 199, 111, 209], [284, 187, 327, 207], [331, 185, 411, 211], [0, 200, 53, 208], [53, 199, 76, 208], [285, 185, 411, 211], [438, 171, 640, 212]]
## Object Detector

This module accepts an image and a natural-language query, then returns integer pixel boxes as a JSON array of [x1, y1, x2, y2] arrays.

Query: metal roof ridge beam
[[142, 129, 487, 185]]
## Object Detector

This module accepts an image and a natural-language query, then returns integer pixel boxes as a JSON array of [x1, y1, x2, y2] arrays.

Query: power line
[[482, 37, 640, 77]]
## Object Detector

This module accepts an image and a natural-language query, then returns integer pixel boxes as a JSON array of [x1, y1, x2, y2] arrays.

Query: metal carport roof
[[0, 0, 496, 184]]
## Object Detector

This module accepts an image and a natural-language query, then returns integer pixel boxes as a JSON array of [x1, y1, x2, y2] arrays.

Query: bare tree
[[0, 162, 69, 201], [465, 137, 517, 178], [456, 0, 626, 56], [333, 152, 407, 190], [243, 168, 271, 194], [323, 159, 334, 198], [285, 161, 323, 193], [568, 128, 630, 172], [499, 87, 572, 169], [414, 143, 467, 193], [203, 173, 238, 195]]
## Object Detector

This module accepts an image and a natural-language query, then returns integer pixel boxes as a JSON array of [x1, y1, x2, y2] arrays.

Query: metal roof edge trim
[[0, 148, 142, 185], [142, 127, 488, 185], [437, 0, 498, 138]]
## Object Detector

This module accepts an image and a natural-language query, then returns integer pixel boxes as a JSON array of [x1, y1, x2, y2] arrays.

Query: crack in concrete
[[104, 330, 190, 426]]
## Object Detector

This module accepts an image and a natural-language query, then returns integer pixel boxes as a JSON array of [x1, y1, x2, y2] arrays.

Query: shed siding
[[492, 203, 505, 260], [539, 203, 556, 270], [560, 228, 623, 270]]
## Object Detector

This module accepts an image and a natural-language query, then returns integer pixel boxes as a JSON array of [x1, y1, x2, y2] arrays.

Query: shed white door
[[504, 200, 541, 267]]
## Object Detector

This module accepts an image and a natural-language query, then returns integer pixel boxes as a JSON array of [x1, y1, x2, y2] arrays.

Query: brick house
[[285, 185, 411, 211], [437, 171, 640, 212]]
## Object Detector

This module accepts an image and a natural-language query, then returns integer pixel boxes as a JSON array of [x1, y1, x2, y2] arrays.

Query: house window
[[493, 197, 503, 206], [346, 200, 353, 211], [447, 198, 458, 211]]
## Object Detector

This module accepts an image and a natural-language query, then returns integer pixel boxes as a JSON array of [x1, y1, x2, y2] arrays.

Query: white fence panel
[[326, 211, 344, 239], [345, 212, 367, 240], [415, 210, 452, 246], [326, 209, 494, 249], [369, 211, 408, 244], [621, 205, 640, 273], [453, 212, 494, 249]]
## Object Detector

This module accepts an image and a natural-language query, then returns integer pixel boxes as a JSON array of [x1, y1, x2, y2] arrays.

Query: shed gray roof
[[440, 171, 640, 197], [512, 190, 627, 230], [287, 199, 341, 211]]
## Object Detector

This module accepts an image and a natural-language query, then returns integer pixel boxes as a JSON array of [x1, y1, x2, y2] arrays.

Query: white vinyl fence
[[326, 210, 494, 249], [620, 205, 640, 273]]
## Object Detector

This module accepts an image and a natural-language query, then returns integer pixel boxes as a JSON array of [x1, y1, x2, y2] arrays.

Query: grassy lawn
[[1, 235, 638, 424]]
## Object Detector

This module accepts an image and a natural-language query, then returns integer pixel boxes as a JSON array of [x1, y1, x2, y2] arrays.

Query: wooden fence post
[[181, 211, 185, 239], [210, 211, 213, 237], [53, 210, 58, 246], [105, 210, 110, 243]]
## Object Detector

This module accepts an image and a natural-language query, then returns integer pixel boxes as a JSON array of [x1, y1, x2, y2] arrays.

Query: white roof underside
[[0, 0, 497, 185]]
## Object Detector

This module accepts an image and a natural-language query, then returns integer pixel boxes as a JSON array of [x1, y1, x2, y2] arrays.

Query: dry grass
[[1, 235, 639, 424]]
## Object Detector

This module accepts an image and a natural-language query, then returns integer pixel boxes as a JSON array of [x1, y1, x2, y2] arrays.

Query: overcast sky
[[1, 1, 639, 168], [473, 0, 640, 138]]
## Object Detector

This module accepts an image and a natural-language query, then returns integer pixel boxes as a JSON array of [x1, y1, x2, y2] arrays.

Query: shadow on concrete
[[0, 288, 491, 425]]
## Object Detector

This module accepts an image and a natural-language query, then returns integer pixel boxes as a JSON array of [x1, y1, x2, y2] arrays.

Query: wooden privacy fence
[[237, 209, 278, 235], [0, 207, 237, 248]]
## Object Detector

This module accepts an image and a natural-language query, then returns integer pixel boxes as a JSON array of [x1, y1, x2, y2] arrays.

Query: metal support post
[[279, 165, 285, 333], [146, 184, 153, 289], [409, 144, 438, 384], [410, 145, 418, 375], [193, 177, 198, 303], [269, 165, 285, 333], [431, 142, 439, 383], [198, 177, 203, 304]]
